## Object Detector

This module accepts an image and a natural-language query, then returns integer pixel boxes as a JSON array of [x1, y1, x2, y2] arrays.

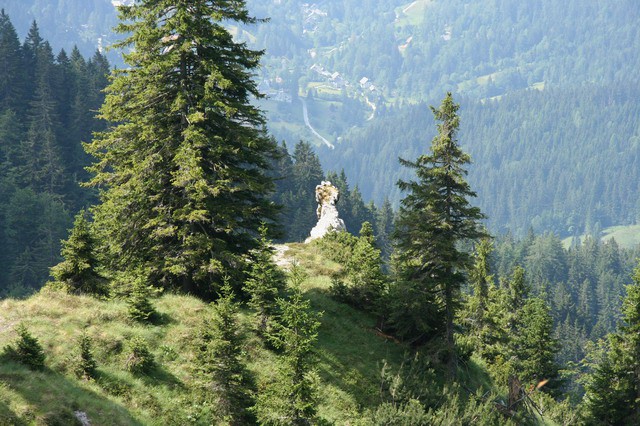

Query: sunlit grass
[[0, 242, 417, 424]]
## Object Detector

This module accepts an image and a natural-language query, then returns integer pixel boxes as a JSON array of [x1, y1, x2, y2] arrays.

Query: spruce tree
[[584, 267, 640, 424], [392, 93, 486, 370], [463, 238, 496, 356], [49, 210, 106, 295], [4, 323, 46, 370], [74, 333, 98, 380], [196, 284, 255, 425], [84, 0, 279, 297], [245, 225, 286, 334], [290, 141, 324, 241], [375, 197, 394, 260], [257, 264, 321, 425], [346, 222, 387, 312], [0, 9, 24, 113], [469, 238, 494, 329], [127, 274, 157, 323], [509, 297, 560, 389]]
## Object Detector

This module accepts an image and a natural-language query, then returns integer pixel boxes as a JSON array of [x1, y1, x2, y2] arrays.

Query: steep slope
[[0, 243, 408, 425]]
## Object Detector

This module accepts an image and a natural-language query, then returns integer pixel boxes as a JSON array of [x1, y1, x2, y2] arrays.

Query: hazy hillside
[[0, 0, 122, 63], [3, 0, 640, 236], [321, 83, 640, 236], [246, 0, 640, 237]]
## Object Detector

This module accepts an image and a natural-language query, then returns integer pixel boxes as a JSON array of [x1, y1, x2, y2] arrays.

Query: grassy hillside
[[0, 243, 410, 425], [562, 224, 640, 250]]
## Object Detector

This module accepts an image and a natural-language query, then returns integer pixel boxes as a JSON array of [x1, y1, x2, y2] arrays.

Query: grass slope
[[562, 224, 640, 250], [0, 243, 407, 425]]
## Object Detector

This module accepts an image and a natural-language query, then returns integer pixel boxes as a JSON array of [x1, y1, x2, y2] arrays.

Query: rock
[[74, 411, 91, 426], [305, 181, 346, 242]]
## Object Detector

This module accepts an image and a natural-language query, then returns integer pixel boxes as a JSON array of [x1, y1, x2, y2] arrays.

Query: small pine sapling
[[256, 264, 322, 425], [48, 210, 107, 296], [127, 275, 157, 323], [74, 333, 98, 379], [4, 323, 46, 370], [196, 282, 255, 425], [245, 224, 286, 335]]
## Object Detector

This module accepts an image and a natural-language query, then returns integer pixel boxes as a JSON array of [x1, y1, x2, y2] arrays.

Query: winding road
[[301, 97, 335, 149]]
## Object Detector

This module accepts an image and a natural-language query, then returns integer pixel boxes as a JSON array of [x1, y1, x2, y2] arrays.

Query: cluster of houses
[[257, 78, 293, 103], [302, 3, 328, 34], [309, 63, 379, 93], [309, 64, 347, 89], [358, 77, 378, 93]]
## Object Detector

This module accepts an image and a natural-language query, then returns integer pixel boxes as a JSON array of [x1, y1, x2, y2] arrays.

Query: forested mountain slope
[[247, 0, 640, 236], [322, 83, 640, 236], [4, 0, 640, 236], [0, 13, 109, 297], [249, 0, 640, 99], [0, 0, 121, 61], [3, 237, 603, 425]]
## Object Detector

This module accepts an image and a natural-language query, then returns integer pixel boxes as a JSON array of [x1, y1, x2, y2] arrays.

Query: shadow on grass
[[304, 287, 407, 409], [140, 363, 184, 389], [0, 362, 143, 425], [0, 399, 26, 426], [129, 311, 175, 327], [150, 311, 174, 326]]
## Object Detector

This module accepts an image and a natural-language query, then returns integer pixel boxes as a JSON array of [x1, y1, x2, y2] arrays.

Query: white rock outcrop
[[305, 181, 346, 242]]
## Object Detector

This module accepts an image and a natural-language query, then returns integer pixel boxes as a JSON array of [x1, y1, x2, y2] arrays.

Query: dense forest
[[321, 83, 640, 236], [1, 0, 640, 425], [3, 0, 640, 236], [0, 11, 109, 297], [0, 0, 122, 62]]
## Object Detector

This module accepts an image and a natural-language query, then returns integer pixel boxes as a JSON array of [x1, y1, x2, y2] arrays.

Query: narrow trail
[[301, 97, 335, 149], [272, 244, 293, 269]]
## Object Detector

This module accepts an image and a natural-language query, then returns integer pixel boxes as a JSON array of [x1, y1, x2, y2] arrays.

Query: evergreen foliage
[[330, 222, 387, 313], [583, 266, 640, 424], [460, 238, 498, 358], [126, 276, 157, 323], [287, 141, 324, 241], [256, 264, 321, 425], [3, 323, 45, 370], [392, 93, 486, 364], [124, 336, 154, 375], [509, 297, 560, 390], [84, 0, 279, 298], [195, 284, 255, 425], [48, 210, 106, 296], [73, 332, 97, 380], [0, 11, 108, 297], [245, 225, 286, 334]]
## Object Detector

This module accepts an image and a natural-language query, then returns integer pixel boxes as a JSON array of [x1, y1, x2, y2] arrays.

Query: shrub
[[4, 323, 46, 370], [73, 333, 98, 379], [127, 277, 157, 323], [124, 336, 155, 374]]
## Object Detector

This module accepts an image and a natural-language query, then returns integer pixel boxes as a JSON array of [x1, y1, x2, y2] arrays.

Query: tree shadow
[[0, 399, 26, 426], [139, 363, 184, 389], [149, 311, 174, 326], [0, 362, 143, 425], [303, 287, 407, 409]]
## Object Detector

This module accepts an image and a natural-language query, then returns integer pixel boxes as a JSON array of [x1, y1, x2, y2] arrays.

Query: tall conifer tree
[[0, 9, 23, 113], [584, 266, 640, 424], [85, 1, 279, 297], [393, 93, 486, 371]]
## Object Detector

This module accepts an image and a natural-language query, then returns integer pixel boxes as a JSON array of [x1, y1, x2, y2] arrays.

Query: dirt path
[[272, 244, 293, 269]]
